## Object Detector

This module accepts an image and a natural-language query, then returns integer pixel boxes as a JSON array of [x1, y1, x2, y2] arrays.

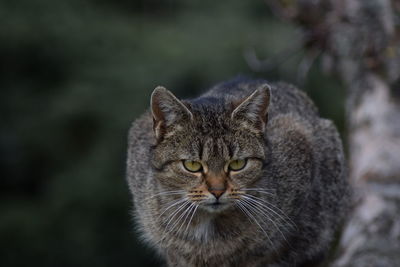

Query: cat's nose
[[206, 172, 227, 199], [209, 187, 226, 199]]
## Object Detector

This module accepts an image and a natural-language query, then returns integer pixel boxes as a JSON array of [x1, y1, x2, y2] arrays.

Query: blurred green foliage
[[0, 0, 345, 266]]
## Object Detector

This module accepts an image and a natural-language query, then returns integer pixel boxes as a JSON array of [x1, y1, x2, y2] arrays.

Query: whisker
[[164, 202, 195, 241], [183, 204, 198, 239], [176, 203, 196, 235], [241, 189, 275, 196], [242, 188, 274, 192], [157, 198, 187, 220], [145, 190, 185, 200], [244, 194, 298, 230], [159, 201, 190, 242], [190, 197, 208, 201], [240, 197, 289, 244], [178, 203, 197, 239], [235, 201, 276, 251]]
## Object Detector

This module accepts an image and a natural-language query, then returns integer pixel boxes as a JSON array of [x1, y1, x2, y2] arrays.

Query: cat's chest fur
[[127, 78, 349, 267], [193, 216, 213, 241]]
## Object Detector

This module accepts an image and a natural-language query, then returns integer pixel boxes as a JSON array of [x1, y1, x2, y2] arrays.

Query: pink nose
[[206, 172, 227, 199], [209, 188, 225, 199]]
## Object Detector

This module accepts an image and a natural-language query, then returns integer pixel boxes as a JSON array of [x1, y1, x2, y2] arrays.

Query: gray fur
[[126, 78, 350, 267]]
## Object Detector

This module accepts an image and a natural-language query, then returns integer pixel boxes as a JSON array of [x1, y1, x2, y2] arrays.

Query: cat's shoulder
[[128, 111, 154, 148]]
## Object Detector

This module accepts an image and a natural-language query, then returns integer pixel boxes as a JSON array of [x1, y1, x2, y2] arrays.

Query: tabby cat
[[126, 78, 349, 267]]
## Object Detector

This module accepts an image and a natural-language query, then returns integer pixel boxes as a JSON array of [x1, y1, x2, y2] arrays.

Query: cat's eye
[[183, 160, 203, 172], [228, 159, 247, 171]]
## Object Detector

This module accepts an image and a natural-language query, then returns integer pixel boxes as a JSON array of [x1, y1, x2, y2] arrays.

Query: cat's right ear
[[151, 86, 193, 140], [231, 84, 271, 133]]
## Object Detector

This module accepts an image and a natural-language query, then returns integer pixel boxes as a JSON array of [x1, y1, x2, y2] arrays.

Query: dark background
[[0, 0, 345, 266]]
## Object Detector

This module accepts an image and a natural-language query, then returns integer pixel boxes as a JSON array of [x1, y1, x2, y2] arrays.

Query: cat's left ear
[[231, 84, 271, 133], [151, 86, 193, 140]]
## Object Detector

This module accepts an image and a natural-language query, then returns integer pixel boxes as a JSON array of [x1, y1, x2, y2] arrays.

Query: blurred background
[[0, 0, 345, 266]]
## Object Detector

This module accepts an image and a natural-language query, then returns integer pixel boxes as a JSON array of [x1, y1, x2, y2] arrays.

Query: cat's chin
[[200, 202, 233, 213]]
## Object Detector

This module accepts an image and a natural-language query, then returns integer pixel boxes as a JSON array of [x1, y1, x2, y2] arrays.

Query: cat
[[126, 78, 349, 267]]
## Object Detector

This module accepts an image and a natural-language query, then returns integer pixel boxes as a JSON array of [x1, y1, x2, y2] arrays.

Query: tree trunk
[[267, 0, 400, 265]]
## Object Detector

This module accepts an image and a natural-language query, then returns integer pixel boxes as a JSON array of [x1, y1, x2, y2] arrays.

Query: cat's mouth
[[206, 202, 223, 207], [202, 200, 231, 212]]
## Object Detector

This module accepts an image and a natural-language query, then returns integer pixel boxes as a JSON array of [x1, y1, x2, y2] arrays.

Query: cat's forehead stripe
[[200, 137, 231, 170]]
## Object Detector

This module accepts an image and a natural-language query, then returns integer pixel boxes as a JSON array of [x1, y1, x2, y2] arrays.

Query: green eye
[[228, 159, 247, 171], [183, 160, 203, 172]]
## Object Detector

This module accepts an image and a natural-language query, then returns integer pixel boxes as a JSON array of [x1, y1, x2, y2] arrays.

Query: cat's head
[[150, 85, 270, 213]]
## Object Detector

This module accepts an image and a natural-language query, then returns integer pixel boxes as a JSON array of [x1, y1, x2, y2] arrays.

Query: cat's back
[[203, 77, 319, 121]]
